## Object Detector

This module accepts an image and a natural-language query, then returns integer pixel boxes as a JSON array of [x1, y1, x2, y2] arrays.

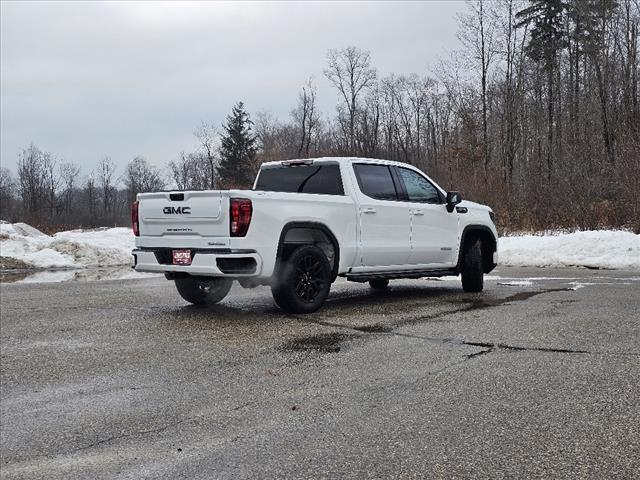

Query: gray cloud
[[1, 0, 465, 173]]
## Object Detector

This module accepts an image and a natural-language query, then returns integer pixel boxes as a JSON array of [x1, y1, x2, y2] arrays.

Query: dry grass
[[0, 256, 31, 270]]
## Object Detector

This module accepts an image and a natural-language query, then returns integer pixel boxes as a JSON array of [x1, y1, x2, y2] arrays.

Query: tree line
[[1, 0, 638, 232]]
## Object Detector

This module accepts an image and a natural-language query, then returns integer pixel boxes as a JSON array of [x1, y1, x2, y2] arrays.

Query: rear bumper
[[132, 248, 262, 277]]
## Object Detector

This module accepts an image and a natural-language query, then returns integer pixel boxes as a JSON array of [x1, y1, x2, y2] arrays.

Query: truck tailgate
[[138, 191, 228, 238]]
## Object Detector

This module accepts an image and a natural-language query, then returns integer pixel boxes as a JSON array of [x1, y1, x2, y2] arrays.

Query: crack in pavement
[[31, 398, 259, 459], [72, 419, 186, 454], [290, 288, 640, 358]]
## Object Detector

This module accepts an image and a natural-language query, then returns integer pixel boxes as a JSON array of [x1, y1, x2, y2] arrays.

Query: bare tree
[[194, 121, 218, 188], [16, 144, 47, 220], [97, 156, 117, 216], [358, 86, 381, 157], [254, 111, 299, 163], [58, 161, 80, 216], [324, 46, 377, 154], [168, 152, 212, 190], [458, 0, 499, 169], [122, 156, 165, 203], [41, 152, 60, 218], [495, 0, 527, 182], [169, 153, 193, 191], [292, 78, 320, 158], [83, 173, 98, 218], [0, 167, 17, 221]]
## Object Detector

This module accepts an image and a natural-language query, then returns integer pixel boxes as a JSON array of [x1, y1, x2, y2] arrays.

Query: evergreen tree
[[217, 102, 257, 187], [516, 0, 569, 68], [516, 0, 570, 180]]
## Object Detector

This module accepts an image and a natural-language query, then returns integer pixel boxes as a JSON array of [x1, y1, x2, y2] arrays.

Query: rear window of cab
[[254, 164, 344, 195]]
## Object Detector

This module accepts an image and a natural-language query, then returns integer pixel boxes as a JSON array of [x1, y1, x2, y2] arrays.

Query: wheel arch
[[457, 225, 497, 274], [276, 221, 341, 281]]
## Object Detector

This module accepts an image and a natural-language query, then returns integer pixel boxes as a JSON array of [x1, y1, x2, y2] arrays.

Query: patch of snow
[[500, 230, 640, 270], [423, 275, 501, 282], [11, 223, 48, 237], [1, 224, 134, 269], [508, 277, 581, 281], [567, 281, 631, 290], [497, 280, 533, 286]]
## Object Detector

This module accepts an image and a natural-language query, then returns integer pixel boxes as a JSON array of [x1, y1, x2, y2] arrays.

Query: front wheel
[[461, 238, 484, 292], [175, 276, 233, 306], [271, 245, 332, 314]]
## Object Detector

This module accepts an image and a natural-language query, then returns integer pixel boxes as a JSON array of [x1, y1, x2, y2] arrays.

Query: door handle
[[412, 209, 424, 216], [362, 207, 377, 214]]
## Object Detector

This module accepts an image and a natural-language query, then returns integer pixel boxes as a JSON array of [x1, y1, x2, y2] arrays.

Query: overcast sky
[[1, 0, 466, 173]]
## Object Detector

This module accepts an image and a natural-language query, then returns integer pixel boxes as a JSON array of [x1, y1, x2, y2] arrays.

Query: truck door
[[352, 163, 411, 267], [395, 166, 459, 266]]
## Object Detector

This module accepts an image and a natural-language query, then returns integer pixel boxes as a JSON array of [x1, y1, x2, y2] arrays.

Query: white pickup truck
[[132, 157, 498, 313]]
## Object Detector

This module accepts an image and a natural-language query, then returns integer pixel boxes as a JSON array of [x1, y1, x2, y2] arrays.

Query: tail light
[[230, 198, 252, 237], [132, 201, 139, 236]]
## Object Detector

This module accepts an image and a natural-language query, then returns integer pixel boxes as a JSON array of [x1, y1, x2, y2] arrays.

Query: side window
[[255, 165, 344, 195], [300, 165, 344, 195], [398, 168, 442, 203], [353, 164, 398, 201]]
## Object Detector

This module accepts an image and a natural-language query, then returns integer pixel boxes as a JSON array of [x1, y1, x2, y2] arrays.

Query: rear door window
[[353, 164, 398, 201], [255, 164, 344, 195]]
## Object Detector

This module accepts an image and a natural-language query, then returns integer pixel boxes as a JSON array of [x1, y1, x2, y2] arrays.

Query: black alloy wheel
[[294, 254, 327, 303], [271, 245, 332, 313]]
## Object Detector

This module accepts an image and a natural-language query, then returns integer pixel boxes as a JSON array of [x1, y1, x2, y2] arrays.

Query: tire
[[271, 245, 332, 314], [461, 238, 484, 293], [175, 276, 233, 306], [369, 278, 389, 290]]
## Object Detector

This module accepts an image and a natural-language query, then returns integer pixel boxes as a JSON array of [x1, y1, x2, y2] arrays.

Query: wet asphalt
[[1, 267, 639, 479]]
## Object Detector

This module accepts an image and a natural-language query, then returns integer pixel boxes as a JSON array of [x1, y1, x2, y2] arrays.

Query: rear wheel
[[461, 238, 484, 292], [175, 276, 233, 306], [369, 278, 389, 290], [271, 245, 331, 314]]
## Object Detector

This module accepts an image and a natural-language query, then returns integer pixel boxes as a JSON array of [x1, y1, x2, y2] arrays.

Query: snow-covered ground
[[499, 230, 640, 270], [1, 222, 638, 273]]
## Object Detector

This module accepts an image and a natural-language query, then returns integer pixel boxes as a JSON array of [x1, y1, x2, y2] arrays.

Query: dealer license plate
[[172, 249, 191, 265]]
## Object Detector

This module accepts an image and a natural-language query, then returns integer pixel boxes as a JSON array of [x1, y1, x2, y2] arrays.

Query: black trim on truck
[[456, 225, 497, 274], [346, 268, 457, 282], [217, 257, 257, 274], [134, 248, 256, 254], [353, 163, 402, 202], [275, 222, 341, 281], [132, 248, 257, 266]]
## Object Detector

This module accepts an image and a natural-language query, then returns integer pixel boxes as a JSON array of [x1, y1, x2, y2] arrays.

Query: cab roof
[[259, 157, 421, 169]]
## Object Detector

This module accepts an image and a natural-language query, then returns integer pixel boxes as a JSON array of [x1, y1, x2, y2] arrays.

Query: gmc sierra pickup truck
[[132, 157, 498, 313]]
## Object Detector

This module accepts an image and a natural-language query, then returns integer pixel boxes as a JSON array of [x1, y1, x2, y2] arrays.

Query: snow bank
[[0, 223, 134, 269], [1, 222, 638, 272], [500, 230, 640, 270]]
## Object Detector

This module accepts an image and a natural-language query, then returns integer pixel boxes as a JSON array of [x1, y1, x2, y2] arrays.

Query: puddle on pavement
[[0, 266, 158, 284], [283, 332, 357, 353], [461, 288, 575, 310]]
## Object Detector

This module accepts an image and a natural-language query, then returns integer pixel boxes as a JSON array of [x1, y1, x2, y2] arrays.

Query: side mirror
[[446, 191, 462, 212]]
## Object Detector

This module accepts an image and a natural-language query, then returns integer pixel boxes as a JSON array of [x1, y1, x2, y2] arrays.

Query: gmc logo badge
[[163, 206, 191, 214]]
